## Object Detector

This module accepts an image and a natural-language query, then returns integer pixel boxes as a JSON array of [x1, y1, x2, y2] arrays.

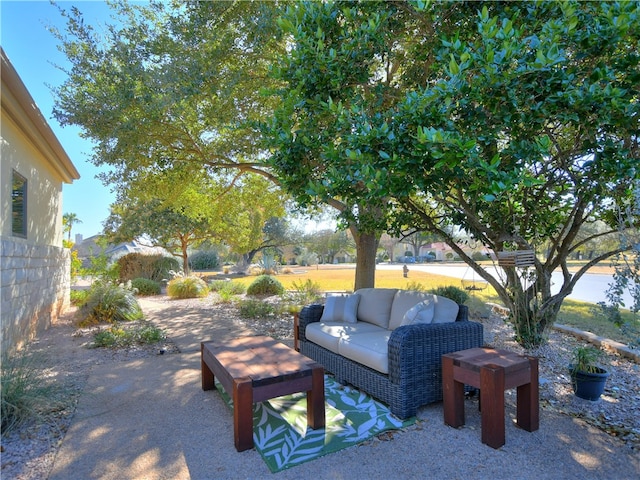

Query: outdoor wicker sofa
[[297, 288, 484, 419]]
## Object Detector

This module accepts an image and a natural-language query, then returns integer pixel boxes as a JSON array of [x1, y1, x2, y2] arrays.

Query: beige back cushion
[[432, 295, 460, 324], [389, 290, 459, 330], [355, 288, 398, 329]]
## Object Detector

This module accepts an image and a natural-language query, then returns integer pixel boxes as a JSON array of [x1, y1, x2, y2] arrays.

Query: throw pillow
[[400, 300, 435, 326], [320, 294, 361, 324]]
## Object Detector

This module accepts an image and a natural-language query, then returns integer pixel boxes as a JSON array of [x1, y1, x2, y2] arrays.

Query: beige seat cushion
[[305, 321, 383, 353], [337, 331, 391, 374], [354, 288, 398, 329]]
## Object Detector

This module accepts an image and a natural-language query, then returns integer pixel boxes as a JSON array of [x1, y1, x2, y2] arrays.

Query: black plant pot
[[570, 367, 609, 401]]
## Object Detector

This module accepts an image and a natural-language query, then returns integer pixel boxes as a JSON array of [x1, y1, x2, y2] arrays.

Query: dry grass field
[[201, 263, 638, 346]]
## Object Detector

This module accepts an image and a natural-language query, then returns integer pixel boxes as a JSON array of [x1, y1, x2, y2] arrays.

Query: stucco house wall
[[1, 48, 80, 354]]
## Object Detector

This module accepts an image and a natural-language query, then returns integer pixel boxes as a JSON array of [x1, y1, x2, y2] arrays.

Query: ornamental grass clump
[[209, 279, 246, 295], [209, 280, 246, 303], [280, 279, 323, 313], [238, 299, 276, 318], [167, 275, 209, 299], [1, 351, 64, 435], [91, 322, 166, 349], [78, 282, 144, 326]]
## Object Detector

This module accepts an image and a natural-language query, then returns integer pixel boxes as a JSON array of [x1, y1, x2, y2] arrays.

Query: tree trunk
[[352, 229, 379, 291], [181, 238, 190, 275], [500, 265, 563, 347], [241, 250, 259, 270]]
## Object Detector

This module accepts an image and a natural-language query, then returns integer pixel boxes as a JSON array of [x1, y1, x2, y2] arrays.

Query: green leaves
[[448, 54, 460, 75]]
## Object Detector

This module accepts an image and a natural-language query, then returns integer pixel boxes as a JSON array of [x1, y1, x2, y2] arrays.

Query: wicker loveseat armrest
[[297, 303, 324, 343], [456, 304, 469, 322], [387, 319, 484, 385]]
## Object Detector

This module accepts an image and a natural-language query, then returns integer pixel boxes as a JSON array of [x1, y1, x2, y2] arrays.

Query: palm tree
[[63, 212, 82, 242]]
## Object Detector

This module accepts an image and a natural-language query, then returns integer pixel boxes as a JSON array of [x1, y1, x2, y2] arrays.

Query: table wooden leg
[[307, 365, 325, 429], [293, 313, 300, 352], [480, 364, 505, 449], [443, 355, 465, 428], [201, 343, 214, 391], [233, 377, 254, 452], [517, 357, 539, 432]]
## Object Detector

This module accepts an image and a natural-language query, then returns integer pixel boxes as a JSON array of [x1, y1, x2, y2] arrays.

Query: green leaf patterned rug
[[216, 375, 415, 472]]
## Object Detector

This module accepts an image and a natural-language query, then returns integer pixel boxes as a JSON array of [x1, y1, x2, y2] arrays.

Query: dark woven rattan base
[[297, 302, 484, 419]]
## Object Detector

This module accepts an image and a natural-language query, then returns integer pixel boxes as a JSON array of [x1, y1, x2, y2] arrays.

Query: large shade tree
[[52, 1, 284, 186], [387, 2, 639, 346], [266, 0, 639, 346], [104, 171, 286, 272], [51, 1, 291, 265], [52, 0, 428, 291], [265, 0, 470, 289], [104, 199, 210, 274]]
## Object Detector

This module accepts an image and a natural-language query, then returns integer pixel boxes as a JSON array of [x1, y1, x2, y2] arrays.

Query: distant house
[[73, 234, 168, 268], [0, 48, 80, 354]]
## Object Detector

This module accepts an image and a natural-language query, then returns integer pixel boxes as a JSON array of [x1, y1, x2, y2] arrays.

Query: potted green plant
[[569, 346, 609, 401]]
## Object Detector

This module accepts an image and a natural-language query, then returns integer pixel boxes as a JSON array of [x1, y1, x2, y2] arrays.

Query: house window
[[12, 170, 27, 237]]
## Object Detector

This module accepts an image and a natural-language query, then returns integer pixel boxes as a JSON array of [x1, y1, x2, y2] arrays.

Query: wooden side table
[[442, 347, 539, 449]]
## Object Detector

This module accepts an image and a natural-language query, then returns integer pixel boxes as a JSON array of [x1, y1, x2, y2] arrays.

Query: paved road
[[377, 263, 636, 307]]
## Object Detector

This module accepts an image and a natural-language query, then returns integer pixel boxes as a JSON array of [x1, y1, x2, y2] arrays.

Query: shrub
[[238, 299, 276, 318], [208, 279, 226, 292], [225, 281, 246, 295], [117, 253, 180, 283], [208, 279, 246, 295], [209, 279, 246, 303], [248, 265, 266, 276], [69, 248, 82, 283], [91, 322, 166, 348], [247, 275, 285, 296], [70, 289, 89, 306], [189, 251, 219, 271], [131, 278, 161, 296], [217, 289, 236, 303], [84, 244, 120, 283], [1, 351, 63, 434], [152, 256, 180, 281], [78, 283, 144, 325], [167, 275, 209, 299], [429, 285, 470, 305], [282, 279, 323, 308]]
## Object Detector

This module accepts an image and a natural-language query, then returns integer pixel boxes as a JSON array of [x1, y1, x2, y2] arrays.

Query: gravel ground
[[1, 294, 639, 480]]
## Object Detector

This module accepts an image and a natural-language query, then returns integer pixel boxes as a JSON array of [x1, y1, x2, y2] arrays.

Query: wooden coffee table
[[201, 335, 325, 451]]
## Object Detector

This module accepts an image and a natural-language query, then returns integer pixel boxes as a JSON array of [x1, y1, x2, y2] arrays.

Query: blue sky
[[2, 1, 118, 240]]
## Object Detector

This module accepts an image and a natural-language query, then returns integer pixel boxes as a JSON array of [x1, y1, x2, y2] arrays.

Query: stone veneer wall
[[0, 238, 71, 354]]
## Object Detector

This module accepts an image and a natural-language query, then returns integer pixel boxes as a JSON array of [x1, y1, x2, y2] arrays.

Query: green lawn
[[204, 265, 639, 347]]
